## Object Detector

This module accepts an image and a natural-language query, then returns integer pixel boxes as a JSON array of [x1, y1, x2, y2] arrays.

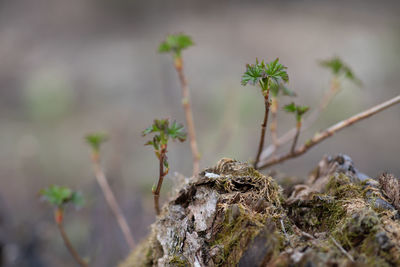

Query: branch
[[258, 95, 400, 169], [91, 154, 135, 249], [259, 79, 340, 161], [174, 58, 200, 177], [270, 97, 279, 146], [254, 91, 271, 168], [153, 146, 167, 215], [55, 210, 89, 267]]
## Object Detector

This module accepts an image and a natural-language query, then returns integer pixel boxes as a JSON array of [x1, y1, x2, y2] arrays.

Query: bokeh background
[[0, 0, 399, 266]]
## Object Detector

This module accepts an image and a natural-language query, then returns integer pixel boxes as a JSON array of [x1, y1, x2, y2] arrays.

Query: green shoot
[[40, 185, 87, 267], [158, 33, 200, 176], [242, 58, 289, 168], [143, 119, 187, 215], [259, 56, 363, 162], [284, 102, 309, 153], [84, 132, 135, 249]]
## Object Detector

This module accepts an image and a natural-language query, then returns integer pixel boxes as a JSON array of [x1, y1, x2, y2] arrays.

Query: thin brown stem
[[270, 97, 279, 146], [259, 78, 341, 160], [254, 89, 271, 169], [258, 95, 400, 169], [91, 153, 135, 249], [174, 57, 200, 177], [290, 121, 301, 153], [153, 145, 168, 215], [55, 209, 88, 267]]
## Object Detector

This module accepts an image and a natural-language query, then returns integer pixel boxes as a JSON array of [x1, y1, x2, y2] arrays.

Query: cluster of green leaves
[[158, 34, 194, 58], [85, 133, 108, 153], [284, 102, 310, 122], [320, 56, 361, 85], [241, 58, 290, 95], [40, 185, 84, 208], [142, 119, 187, 169]]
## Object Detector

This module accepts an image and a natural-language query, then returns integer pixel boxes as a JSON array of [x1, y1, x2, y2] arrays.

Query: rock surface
[[120, 156, 400, 267]]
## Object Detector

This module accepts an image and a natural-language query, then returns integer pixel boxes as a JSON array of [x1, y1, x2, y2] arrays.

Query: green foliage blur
[[284, 102, 310, 122], [85, 133, 109, 153], [158, 33, 194, 58], [40, 185, 84, 208]]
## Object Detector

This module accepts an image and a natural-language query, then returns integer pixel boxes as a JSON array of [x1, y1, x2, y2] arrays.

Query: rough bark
[[120, 156, 400, 267]]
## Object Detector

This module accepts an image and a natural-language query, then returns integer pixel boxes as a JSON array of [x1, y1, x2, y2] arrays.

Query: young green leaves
[[40, 185, 84, 209], [143, 119, 187, 164], [143, 119, 187, 144], [241, 61, 265, 86], [284, 102, 309, 122], [320, 56, 361, 85], [158, 33, 194, 58], [85, 133, 108, 154], [242, 58, 289, 95]]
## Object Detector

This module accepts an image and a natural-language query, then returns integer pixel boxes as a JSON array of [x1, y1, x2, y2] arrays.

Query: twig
[[174, 58, 200, 177], [258, 95, 400, 169], [270, 97, 279, 146], [55, 209, 89, 267], [254, 90, 271, 168], [331, 237, 354, 262], [153, 145, 168, 215], [259, 79, 340, 162], [91, 153, 135, 249]]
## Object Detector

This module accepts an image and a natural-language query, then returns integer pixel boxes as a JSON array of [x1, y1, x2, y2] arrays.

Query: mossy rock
[[119, 156, 400, 267]]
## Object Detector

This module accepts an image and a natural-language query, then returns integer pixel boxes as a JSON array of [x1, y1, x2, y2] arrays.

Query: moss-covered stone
[[119, 156, 400, 267]]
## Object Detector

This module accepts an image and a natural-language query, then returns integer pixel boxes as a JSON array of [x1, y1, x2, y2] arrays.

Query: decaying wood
[[120, 156, 400, 267]]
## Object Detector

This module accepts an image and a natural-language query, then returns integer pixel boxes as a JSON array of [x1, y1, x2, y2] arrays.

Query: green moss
[[210, 204, 282, 266], [326, 174, 363, 199], [313, 196, 346, 231], [333, 210, 379, 250], [211, 205, 256, 265], [288, 194, 346, 232], [168, 255, 189, 267]]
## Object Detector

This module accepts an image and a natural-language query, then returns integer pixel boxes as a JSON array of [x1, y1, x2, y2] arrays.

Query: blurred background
[[0, 0, 399, 266]]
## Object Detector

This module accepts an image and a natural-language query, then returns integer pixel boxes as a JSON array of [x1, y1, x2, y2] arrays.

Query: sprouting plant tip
[[320, 56, 362, 86], [158, 33, 194, 57], [241, 58, 290, 92], [284, 102, 309, 122], [40, 185, 84, 208], [85, 133, 108, 152]]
